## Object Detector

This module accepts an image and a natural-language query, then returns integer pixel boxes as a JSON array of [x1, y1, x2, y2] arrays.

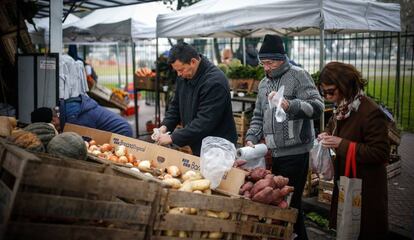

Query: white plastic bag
[[200, 136, 236, 189], [236, 143, 267, 170], [310, 140, 334, 180], [268, 85, 286, 122]]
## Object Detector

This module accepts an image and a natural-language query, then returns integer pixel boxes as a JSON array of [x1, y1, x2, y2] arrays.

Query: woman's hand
[[246, 141, 255, 148], [321, 135, 343, 148], [317, 132, 329, 141]]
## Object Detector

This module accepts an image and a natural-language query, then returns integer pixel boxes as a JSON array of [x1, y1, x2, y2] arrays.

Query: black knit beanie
[[259, 34, 286, 61], [31, 107, 53, 123]]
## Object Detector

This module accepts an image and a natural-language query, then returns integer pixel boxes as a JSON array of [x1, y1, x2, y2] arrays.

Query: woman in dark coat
[[318, 62, 389, 239]]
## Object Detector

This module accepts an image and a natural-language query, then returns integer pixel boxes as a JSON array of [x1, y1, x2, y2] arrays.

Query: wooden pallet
[[152, 189, 298, 240], [0, 139, 161, 240]]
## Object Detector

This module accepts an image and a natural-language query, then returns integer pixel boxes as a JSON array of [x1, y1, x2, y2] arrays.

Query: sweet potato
[[273, 175, 289, 188], [243, 191, 252, 199], [239, 181, 254, 195], [264, 174, 275, 180], [270, 188, 284, 205], [251, 178, 276, 196], [252, 186, 274, 204], [234, 159, 247, 167], [280, 185, 295, 196], [278, 200, 289, 209], [250, 167, 271, 182]]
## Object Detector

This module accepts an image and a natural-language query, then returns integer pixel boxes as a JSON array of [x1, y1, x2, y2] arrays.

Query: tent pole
[[116, 42, 121, 87], [155, 37, 160, 127], [319, 27, 325, 131], [242, 37, 246, 65], [132, 40, 139, 138], [125, 42, 128, 90]]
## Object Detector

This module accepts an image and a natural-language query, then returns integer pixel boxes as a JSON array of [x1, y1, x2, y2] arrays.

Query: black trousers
[[272, 152, 309, 240]]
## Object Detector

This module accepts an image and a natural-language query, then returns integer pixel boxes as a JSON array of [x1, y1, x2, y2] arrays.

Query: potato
[[203, 189, 212, 195], [217, 211, 230, 219], [208, 232, 223, 239], [162, 178, 182, 189], [201, 232, 209, 238], [169, 207, 190, 215], [179, 181, 193, 192], [191, 179, 211, 191], [164, 230, 177, 237], [178, 231, 187, 238], [190, 208, 198, 215], [206, 211, 218, 218], [163, 174, 173, 179], [167, 166, 181, 177], [182, 170, 202, 181]]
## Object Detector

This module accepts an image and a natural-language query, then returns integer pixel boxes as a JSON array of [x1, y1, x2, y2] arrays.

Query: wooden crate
[[234, 112, 249, 144], [134, 75, 156, 91], [230, 79, 256, 93], [151, 189, 297, 240], [387, 160, 401, 179], [317, 180, 334, 205], [0, 139, 161, 240]]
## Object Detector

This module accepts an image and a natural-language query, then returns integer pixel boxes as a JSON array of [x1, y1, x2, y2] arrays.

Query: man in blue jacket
[[60, 94, 133, 137], [156, 43, 237, 156]]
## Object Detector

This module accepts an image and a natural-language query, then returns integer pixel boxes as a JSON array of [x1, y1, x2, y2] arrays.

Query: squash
[[24, 122, 57, 147], [47, 132, 87, 160], [7, 130, 45, 152]]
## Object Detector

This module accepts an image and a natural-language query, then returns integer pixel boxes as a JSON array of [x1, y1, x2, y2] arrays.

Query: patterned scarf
[[334, 90, 365, 120]]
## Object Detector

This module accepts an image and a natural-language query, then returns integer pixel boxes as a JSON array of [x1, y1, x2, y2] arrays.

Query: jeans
[[272, 152, 309, 240]]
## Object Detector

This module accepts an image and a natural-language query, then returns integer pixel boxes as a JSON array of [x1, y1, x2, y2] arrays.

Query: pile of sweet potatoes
[[238, 165, 294, 208]]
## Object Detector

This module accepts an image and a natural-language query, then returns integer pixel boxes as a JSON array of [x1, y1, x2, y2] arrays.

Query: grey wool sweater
[[245, 59, 324, 157]]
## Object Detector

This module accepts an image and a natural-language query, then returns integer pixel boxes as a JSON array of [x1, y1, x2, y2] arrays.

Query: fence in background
[[70, 31, 414, 131]]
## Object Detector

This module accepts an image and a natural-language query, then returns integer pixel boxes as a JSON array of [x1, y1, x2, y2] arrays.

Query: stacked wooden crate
[[234, 112, 249, 145], [0, 139, 161, 240], [151, 189, 298, 240]]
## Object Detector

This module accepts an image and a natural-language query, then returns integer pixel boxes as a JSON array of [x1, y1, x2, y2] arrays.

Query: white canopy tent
[[156, 0, 401, 128], [157, 0, 401, 65], [64, 1, 172, 42], [157, 0, 401, 38]]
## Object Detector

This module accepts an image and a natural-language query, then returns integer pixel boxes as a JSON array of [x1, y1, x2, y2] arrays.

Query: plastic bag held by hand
[[268, 86, 286, 122], [310, 140, 334, 180], [151, 128, 160, 141], [200, 136, 236, 189], [236, 144, 267, 169]]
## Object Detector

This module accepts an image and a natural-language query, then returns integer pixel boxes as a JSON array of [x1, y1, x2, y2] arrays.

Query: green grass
[[366, 76, 414, 132]]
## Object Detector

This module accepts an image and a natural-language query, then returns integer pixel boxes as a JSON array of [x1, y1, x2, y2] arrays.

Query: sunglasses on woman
[[319, 87, 337, 96]]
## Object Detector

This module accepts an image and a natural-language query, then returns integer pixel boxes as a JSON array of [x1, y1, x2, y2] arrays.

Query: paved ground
[[388, 132, 414, 239], [127, 94, 413, 239]]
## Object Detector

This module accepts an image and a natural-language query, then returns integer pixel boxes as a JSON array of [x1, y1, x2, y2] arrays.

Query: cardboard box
[[64, 123, 246, 195]]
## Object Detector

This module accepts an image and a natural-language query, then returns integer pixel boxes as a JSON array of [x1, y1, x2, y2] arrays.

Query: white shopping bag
[[336, 142, 362, 240]]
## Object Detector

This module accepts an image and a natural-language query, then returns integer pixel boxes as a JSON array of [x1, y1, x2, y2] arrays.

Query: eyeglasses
[[259, 60, 278, 67], [319, 87, 337, 97]]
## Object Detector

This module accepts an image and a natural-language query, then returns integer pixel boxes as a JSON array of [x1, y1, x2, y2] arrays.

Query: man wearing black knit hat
[[245, 34, 323, 240]]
